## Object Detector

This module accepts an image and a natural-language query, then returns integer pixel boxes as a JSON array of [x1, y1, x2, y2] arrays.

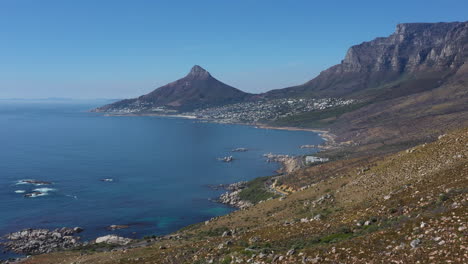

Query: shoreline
[[253, 124, 335, 144], [97, 111, 335, 145]]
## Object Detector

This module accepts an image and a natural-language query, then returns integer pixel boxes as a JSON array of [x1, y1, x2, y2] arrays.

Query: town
[[184, 97, 356, 124]]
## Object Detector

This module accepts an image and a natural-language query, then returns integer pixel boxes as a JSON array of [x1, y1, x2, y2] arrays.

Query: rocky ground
[[0, 227, 83, 255]]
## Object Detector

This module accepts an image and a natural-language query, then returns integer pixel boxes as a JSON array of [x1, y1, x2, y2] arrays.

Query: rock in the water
[[232, 148, 248, 152], [107, 224, 130, 230], [218, 156, 234, 162], [18, 180, 52, 185], [73, 227, 84, 233]]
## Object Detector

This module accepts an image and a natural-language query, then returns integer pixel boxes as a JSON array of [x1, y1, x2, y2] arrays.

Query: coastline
[[97, 111, 335, 145], [253, 124, 335, 144]]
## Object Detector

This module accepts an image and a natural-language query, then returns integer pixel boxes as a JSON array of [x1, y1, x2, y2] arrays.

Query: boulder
[[95, 235, 132, 245]]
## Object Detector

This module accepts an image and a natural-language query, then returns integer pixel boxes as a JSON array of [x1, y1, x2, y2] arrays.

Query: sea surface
[[0, 100, 322, 257]]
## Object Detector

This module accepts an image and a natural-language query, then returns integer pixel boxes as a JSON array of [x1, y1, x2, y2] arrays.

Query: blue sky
[[1, 0, 467, 99]]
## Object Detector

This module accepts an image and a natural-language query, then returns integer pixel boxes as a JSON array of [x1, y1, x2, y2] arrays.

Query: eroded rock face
[[1, 227, 83, 255], [265, 22, 468, 99], [342, 22, 467, 73]]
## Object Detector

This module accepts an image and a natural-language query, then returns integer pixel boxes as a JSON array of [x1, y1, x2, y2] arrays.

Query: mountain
[[265, 22, 468, 100], [94, 65, 251, 112], [268, 22, 468, 148]]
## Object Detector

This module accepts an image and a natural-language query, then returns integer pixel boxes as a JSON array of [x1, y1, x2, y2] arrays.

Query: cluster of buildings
[[103, 101, 176, 114], [184, 98, 356, 123], [305, 156, 329, 164]]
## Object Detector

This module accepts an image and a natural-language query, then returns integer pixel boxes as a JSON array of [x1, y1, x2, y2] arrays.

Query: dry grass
[[20, 128, 467, 264]]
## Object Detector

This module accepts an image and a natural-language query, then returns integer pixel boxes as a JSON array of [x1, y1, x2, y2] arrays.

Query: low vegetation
[[21, 128, 467, 264], [270, 102, 369, 128], [238, 176, 278, 204]]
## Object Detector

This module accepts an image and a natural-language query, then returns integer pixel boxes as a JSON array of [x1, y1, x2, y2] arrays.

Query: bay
[[0, 100, 322, 254]]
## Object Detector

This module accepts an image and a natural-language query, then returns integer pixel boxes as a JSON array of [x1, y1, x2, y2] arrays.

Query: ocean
[[0, 100, 322, 257]]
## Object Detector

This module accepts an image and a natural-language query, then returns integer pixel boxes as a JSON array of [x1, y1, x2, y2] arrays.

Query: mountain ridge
[[263, 21, 468, 100], [96, 21, 467, 114], [94, 65, 252, 112]]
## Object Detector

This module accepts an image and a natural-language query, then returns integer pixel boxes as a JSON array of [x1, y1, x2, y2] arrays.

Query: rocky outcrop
[[1, 227, 83, 255], [264, 153, 304, 174], [217, 182, 252, 209]]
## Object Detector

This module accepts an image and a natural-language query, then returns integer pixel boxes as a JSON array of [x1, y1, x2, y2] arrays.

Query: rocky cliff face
[[94, 65, 251, 113], [265, 22, 468, 99], [342, 22, 467, 73]]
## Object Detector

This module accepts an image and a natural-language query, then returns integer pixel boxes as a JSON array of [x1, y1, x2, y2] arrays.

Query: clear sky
[[1, 0, 467, 99]]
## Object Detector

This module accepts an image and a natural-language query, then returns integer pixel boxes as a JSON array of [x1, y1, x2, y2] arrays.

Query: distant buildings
[[184, 98, 356, 124], [305, 156, 329, 164], [102, 97, 357, 125]]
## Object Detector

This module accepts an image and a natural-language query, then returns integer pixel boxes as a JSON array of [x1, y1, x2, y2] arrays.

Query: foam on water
[[28, 192, 47, 198], [33, 188, 56, 193], [14, 190, 26, 194]]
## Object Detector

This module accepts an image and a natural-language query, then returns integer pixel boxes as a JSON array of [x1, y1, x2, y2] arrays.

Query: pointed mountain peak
[[187, 65, 211, 79]]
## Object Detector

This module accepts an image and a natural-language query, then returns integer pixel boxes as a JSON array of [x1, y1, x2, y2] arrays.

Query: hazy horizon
[[1, 0, 467, 99]]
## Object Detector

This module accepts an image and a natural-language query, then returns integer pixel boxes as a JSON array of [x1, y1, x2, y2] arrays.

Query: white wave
[[66, 194, 78, 200], [101, 178, 114, 182], [33, 188, 56, 193], [15, 190, 26, 193], [28, 192, 47, 198]]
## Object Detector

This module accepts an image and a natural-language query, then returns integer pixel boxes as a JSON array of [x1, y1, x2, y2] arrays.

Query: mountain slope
[[94, 65, 252, 112], [265, 22, 468, 100]]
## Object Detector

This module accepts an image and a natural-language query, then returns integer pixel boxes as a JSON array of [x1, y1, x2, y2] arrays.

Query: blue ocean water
[[0, 101, 322, 252]]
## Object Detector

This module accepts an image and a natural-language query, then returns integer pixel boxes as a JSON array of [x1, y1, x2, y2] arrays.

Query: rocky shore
[[264, 153, 304, 174], [217, 182, 252, 209], [1, 227, 83, 255]]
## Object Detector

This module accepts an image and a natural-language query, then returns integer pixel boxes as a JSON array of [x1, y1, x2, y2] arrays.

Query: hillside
[[94, 66, 252, 113], [20, 128, 467, 264]]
